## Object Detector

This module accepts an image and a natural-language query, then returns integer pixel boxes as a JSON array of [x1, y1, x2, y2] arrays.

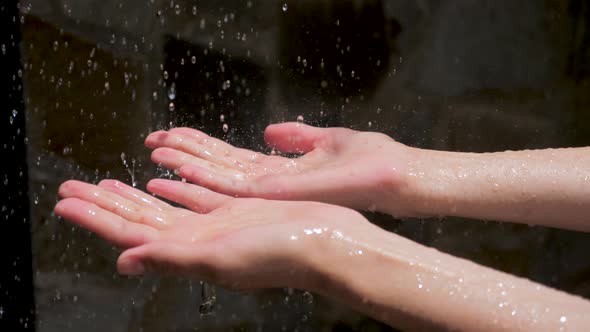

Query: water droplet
[[560, 316, 567, 323], [168, 83, 176, 100], [222, 123, 229, 133], [191, 56, 196, 64], [222, 80, 231, 90], [296, 115, 304, 123], [302, 291, 314, 304], [168, 102, 175, 112], [220, 114, 225, 122], [282, 3, 288, 11], [320, 80, 328, 88], [199, 282, 217, 316]]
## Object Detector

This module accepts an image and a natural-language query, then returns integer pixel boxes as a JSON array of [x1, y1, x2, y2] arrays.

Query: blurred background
[[1, 0, 589, 331]]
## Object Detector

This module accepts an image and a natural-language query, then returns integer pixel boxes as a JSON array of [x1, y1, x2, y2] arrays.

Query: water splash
[[120, 152, 137, 187], [199, 281, 217, 316]]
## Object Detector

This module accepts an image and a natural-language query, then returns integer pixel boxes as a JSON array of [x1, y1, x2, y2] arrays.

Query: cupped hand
[[145, 123, 417, 215], [54, 179, 367, 290]]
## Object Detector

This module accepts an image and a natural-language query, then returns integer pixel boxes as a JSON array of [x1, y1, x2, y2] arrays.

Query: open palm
[[55, 179, 365, 290], [146, 123, 413, 212]]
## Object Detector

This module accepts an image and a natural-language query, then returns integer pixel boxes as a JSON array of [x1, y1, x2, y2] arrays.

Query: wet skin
[[55, 123, 590, 330]]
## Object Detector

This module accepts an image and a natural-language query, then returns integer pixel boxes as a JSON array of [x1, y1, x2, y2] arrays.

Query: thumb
[[264, 122, 326, 153], [117, 242, 210, 277]]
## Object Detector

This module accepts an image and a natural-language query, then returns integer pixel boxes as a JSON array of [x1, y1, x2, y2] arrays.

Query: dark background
[[2, 0, 590, 331]]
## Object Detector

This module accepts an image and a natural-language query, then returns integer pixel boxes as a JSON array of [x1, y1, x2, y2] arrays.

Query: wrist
[[287, 206, 371, 291], [373, 144, 449, 218]]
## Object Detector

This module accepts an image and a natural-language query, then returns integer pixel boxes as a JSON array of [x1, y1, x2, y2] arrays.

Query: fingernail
[[120, 260, 145, 275]]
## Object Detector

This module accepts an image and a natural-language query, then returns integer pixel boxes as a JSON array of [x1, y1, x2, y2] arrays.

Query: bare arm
[[145, 124, 590, 231], [395, 147, 590, 231], [54, 179, 590, 331], [309, 221, 590, 331]]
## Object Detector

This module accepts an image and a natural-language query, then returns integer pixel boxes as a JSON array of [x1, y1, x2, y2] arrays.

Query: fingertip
[[145, 130, 168, 148], [150, 147, 169, 164], [53, 199, 68, 215], [146, 178, 170, 193], [53, 197, 84, 217], [97, 179, 120, 189], [58, 179, 81, 197], [178, 164, 200, 179], [117, 250, 146, 275]]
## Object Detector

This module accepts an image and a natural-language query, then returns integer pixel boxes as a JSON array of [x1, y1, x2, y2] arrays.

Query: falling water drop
[[222, 123, 229, 133], [199, 282, 217, 316], [282, 3, 288, 12], [222, 80, 231, 90], [302, 291, 314, 304], [168, 102, 175, 112], [296, 115, 304, 123], [168, 83, 176, 100]]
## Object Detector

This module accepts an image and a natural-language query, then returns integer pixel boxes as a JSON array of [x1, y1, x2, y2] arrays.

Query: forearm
[[307, 225, 590, 331], [389, 147, 590, 231]]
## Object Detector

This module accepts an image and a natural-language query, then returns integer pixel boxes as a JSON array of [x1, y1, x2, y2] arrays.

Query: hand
[[54, 179, 367, 290], [145, 123, 418, 216]]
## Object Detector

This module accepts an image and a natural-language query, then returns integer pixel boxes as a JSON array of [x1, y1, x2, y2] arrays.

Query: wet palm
[[55, 179, 366, 290], [146, 123, 414, 212]]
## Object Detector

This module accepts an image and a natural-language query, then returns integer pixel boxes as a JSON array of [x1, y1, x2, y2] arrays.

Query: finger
[[54, 198, 158, 248], [98, 179, 171, 211], [168, 127, 239, 155], [117, 242, 213, 278], [258, 166, 373, 206], [59, 180, 172, 229], [264, 122, 327, 153], [152, 148, 248, 181], [147, 179, 231, 213], [171, 127, 285, 166], [178, 164, 256, 197], [146, 130, 218, 159], [146, 129, 257, 169]]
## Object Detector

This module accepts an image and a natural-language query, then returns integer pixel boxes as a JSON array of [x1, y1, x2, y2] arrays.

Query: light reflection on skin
[[155, 216, 167, 225]]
